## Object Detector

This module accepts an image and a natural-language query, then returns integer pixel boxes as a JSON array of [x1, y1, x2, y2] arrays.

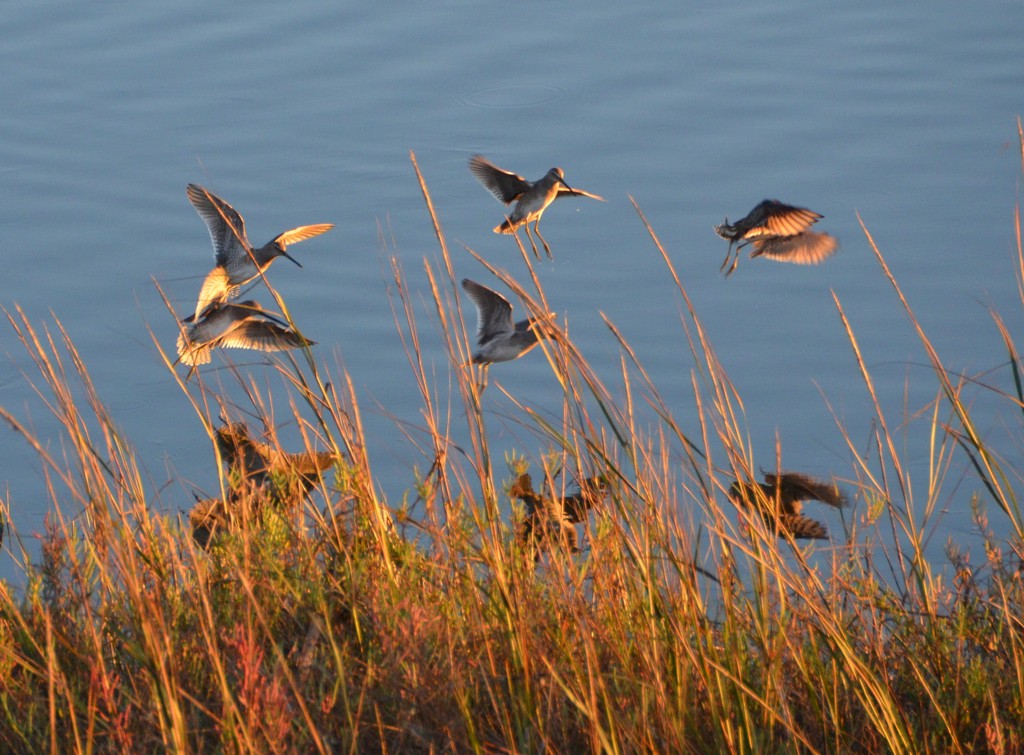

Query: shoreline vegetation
[[1, 130, 1023, 751]]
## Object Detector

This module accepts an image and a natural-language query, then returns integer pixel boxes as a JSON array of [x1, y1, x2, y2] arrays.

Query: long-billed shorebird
[[461, 279, 553, 387], [215, 422, 336, 504], [468, 155, 604, 259], [190, 422, 336, 547], [728, 471, 846, 540], [715, 199, 837, 276], [186, 184, 333, 319], [176, 300, 314, 370], [510, 473, 580, 561], [509, 473, 609, 561]]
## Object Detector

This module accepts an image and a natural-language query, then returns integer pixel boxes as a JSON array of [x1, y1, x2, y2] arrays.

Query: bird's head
[[549, 167, 578, 195], [273, 242, 303, 268], [526, 313, 558, 338]]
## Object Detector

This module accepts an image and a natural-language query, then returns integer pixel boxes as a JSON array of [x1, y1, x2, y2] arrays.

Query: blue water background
[[2, 2, 1023, 583]]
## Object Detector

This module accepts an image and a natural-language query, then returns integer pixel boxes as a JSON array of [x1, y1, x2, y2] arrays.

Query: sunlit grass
[[0, 128, 1023, 751]]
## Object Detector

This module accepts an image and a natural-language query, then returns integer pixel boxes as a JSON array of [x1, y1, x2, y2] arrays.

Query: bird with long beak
[[509, 473, 578, 561], [509, 473, 609, 562], [728, 471, 846, 540], [186, 184, 333, 319], [461, 278, 554, 390], [469, 155, 604, 259], [214, 421, 337, 505], [176, 300, 314, 373], [715, 199, 837, 276]]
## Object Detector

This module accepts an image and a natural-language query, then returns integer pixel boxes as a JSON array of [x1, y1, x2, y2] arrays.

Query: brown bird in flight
[[728, 471, 846, 540], [715, 199, 837, 276], [469, 155, 604, 259]]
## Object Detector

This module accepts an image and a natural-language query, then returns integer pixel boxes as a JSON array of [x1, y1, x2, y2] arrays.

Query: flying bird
[[469, 155, 604, 259], [728, 471, 846, 540], [715, 199, 837, 276], [461, 279, 554, 388], [176, 300, 313, 370], [186, 184, 333, 319]]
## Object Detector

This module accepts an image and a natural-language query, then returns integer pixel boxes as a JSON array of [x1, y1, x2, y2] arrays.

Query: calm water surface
[[3, 2, 1023, 583]]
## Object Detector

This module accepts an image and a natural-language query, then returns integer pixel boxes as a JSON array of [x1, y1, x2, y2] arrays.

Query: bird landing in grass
[[189, 422, 338, 548], [176, 300, 313, 371], [186, 184, 333, 319], [715, 199, 837, 276], [469, 155, 604, 259], [558, 475, 610, 524], [461, 278, 555, 390], [728, 471, 846, 540]]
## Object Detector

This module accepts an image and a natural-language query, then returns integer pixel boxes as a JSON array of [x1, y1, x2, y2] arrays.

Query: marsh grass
[[1, 131, 1024, 751]]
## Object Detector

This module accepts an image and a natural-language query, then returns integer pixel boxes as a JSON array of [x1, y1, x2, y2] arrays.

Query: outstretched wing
[[176, 332, 212, 366], [461, 278, 515, 342], [778, 514, 829, 540], [745, 200, 823, 238], [469, 155, 531, 204], [765, 472, 846, 508], [218, 321, 313, 354], [749, 232, 838, 265], [192, 267, 237, 320], [271, 223, 334, 249], [555, 186, 605, 202], [186, 184, 251, 265]]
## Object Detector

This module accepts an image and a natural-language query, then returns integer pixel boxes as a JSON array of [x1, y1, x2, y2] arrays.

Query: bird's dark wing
[[461, 278, 515, 342], [765, 472, 846, 508], [747, 200, 823, 237], [186, 184, 251, 265], [469, 155, 531, 204]]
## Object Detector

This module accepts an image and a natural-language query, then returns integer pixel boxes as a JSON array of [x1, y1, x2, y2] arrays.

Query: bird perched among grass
[[715, 199, 837, 276], [186, 184, 333, 319], [214, 422, 336, 505], [189, 422, 338, 548], [510, 473, 579, 560], [509, 473, 609, 561], [557, 475, 610, 524], [728, 471, 846, 540], [469, 155, 604, 259]]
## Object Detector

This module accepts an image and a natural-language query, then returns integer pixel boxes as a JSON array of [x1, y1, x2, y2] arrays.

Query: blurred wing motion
[[469, 155, 531, 204], [749, 232, 838, 265]]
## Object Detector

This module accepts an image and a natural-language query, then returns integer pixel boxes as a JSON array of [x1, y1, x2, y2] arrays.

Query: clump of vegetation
[[0, 136, 1023, 752]]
